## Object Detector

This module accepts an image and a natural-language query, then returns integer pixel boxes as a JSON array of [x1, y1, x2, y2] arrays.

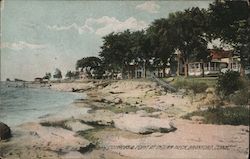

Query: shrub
[[182, 106, 249, 126], [230, 89, 250, 105], [188, 82, 208, 94], [216, 71, 243, 97]]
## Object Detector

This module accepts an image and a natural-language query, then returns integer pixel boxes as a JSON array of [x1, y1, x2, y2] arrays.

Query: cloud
[[1, 41, 47, 51], [136, 1, 160, 13], [47, 23, 94, 34], [88, 16, 148, 36], [47, 16, 148, 36]]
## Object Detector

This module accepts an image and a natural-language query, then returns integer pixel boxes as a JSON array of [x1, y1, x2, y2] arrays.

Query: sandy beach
[[0, 79, 249, 159]]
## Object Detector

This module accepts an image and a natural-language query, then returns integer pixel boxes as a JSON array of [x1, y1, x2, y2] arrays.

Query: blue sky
[[1, 0, 212, 81]]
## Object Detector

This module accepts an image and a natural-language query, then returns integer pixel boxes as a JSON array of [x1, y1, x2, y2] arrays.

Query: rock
[[77, 109, 115, 126], [135, 110, 148, 117], [114, 114, 176, 134], [18, 122, 90, 152], [151, 132, 164, 137], [205, 87, 215, 94], [0, 122, 11, 140], [65, 120, 94, 132], [79, 143, 96, 153], [113, 97, 122, 104], [191, 116, 205, 124]]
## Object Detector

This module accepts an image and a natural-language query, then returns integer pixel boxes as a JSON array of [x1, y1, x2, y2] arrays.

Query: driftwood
[[150, 73, 177, 92]]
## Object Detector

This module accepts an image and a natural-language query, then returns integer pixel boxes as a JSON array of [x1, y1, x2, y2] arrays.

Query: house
[[188, 49, 242, 76], [34, 77, 43, 82]]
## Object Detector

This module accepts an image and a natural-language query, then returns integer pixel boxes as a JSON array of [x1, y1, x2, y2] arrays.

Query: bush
[[188, 82, 209, 94], [230, 89, 250, 105], [182, 106, 250, 126], [216, 71, 243, 97]]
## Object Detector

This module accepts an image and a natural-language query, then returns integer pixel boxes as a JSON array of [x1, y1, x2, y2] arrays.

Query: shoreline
[[0, 79, 249, 159]]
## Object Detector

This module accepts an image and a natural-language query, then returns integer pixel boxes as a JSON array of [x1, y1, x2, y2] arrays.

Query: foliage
[[216, 71, 243, 97], [65, 71, 74, 79], [147, 18, 174, 77], [172, 78, 208, 94], [167, 7, 210, 76], [53, 68, 62, 79], [230, 89, 250, 105], [99, 30, 134, 73], [76, 56, 103, 78], [208, 1, 250, 75], [182, 106, 250, 126], [43, 72, 51, 80]]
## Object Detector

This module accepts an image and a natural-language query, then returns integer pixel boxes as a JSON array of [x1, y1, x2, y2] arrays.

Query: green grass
[[182, 106, 250, 126], [166, 76, 217, 88], [167, 76, 213, 94]]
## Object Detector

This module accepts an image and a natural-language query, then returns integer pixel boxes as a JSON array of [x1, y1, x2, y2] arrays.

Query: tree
[[130, 30, 153, 78], [208, 0, 250, 76], [65, 71, 74, 79], [76, 56, 102, 78], [167, 7, 210, 77], [216, 70, 243, 97], [43, 72, 51, 80], [147, 18, 175, 77], [53, 68, 62, 79], [99, 30, 134, 78]]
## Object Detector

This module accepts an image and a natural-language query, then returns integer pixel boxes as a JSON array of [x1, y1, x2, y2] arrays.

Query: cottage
[[188, 49, 242, 76]]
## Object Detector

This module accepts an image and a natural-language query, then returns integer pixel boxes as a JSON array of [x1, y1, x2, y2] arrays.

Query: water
[[0, 82, 85, 127]]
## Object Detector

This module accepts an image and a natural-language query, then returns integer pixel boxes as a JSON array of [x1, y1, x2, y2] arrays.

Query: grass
[[166, 76, 217, 88], [182, 106, 250, 126], [168, 77, 211, 94]]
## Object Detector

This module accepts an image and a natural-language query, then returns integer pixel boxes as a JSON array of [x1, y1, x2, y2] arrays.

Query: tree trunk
[[184, 59, 189, 77], [240, 63, 245, 77], [163, 63, 167, 78], [143, 60, 147, 78], [201, 60, 205, 77], [157, 67, 160, 77], [177, 56, 180, 76]]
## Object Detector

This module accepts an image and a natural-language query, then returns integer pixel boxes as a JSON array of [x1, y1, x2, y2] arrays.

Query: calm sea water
[[0, 82, 84, 127]]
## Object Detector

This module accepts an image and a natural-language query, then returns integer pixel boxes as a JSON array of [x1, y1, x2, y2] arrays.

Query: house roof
[[209, 49, 233, 60]]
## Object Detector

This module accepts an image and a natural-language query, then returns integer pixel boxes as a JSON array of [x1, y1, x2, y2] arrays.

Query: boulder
[[77, 109, 115, 126], [0, 122, 11, 140], [113, 97, 122, 104], [114, 114, 176, 134], [191, 116, 205, 124], [65, 120, 94, 132], [18, 122, 90, 152], [205, 87, 215, 94]]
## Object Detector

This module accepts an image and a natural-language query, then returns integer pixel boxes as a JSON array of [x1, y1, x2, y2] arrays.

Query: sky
[[1, 0, 213, 81]]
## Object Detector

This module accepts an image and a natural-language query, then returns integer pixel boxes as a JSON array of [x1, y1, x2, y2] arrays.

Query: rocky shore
[[0, 79, 249, 159]]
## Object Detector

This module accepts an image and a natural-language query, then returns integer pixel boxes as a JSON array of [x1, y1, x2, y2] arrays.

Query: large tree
[[99, 30, 134, 78], [65, 71, 74, 79], [53, 68, 62, 79], [208, 0, 250, 76], [167, 7, 210, 77], [130, 30, 153, 78], [147, 18, 175, 77], [76, 56, 102, 78], [43, 72, 51, 80]]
